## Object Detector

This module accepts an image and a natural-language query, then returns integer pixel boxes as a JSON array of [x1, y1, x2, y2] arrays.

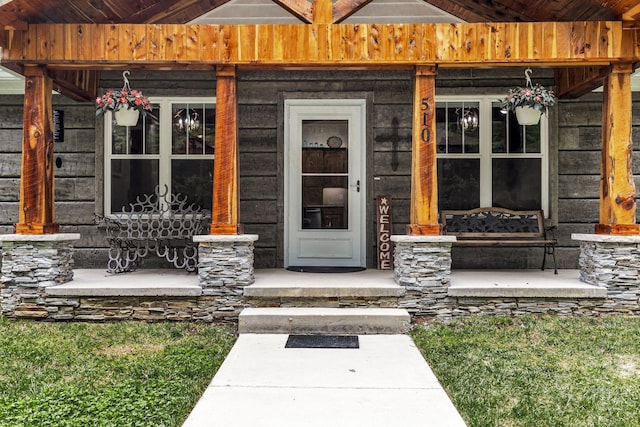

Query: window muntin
[[436, 96, 548, 214], [104, 98, 215, 216]]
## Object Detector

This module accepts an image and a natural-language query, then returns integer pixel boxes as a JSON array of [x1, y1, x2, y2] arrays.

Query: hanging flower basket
[[114, 107, 140, 127], [501, 68, 556, 125], [95, 71, 151, 127], [515, 106, 542, 126]]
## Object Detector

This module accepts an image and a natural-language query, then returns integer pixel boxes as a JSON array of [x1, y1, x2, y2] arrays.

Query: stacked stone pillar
[[193, 234, 258, 320], [0, 234, 80, 318], [391, 235, 456, 321], [573, 234, 640, 313]]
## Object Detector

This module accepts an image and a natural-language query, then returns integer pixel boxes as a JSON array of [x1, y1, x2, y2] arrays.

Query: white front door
[[285, 99, 366, 268]]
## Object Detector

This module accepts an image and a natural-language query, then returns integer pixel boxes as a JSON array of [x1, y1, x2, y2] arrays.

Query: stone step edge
[[238, 307, 411, 335], [448, 285, 607, 299], [46, 284, 202, 297], [244, 284, 405, 298]]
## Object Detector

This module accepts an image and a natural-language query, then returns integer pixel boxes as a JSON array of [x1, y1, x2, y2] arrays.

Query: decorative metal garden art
[[99, 186, 210, 273]]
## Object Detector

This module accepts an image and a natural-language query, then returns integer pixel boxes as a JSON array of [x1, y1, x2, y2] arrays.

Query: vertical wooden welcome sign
[[377, 195, 393, 270]]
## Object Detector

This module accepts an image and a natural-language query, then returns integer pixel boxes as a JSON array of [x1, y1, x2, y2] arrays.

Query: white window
[[104, 97, 216, 215], [436, 96, 549, 214]]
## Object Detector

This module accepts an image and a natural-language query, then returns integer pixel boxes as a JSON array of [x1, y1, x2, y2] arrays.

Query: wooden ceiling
[[0, 0, 639, 30]]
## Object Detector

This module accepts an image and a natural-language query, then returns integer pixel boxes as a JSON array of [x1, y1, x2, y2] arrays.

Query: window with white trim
[[104, 97, 215, 215], [436, 96, 549, 214]]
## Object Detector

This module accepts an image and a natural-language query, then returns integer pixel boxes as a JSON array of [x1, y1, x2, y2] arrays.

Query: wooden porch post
[[596, 63, 640, 235], [209, 65, 241, 235], [15, 65, 59, 234], [407, 65, 441, 235]]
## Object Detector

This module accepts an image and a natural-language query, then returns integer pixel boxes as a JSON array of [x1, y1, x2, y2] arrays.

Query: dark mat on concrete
[[285, 335, 360, 349], [286, 266, 366, 273]]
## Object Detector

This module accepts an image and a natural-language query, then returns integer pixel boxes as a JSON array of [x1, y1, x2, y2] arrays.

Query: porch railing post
[[596, 63, 640, 235], [210, 65, 241, 235], [16, 65, 59, 234], [407, 65, 441, 235]]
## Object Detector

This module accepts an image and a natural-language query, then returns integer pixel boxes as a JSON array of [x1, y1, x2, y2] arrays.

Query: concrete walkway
[[182, 334, 467, 427]]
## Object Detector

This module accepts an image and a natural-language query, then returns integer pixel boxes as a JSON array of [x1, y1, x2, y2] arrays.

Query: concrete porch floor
[[46, 268, 605, 300]]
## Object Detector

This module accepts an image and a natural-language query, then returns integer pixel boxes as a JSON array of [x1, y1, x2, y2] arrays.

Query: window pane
[[525, 124, 541, 153], [492, 104, 507, 153], [204, 105, 215, 155], [110, 159, 159, 212], [436, 106, 447, 153], [436, 102, 479, 154], [144, 105, 160, 155], [492, 158, 541, 210], [446, 104, 463, 153], [172, 103, 214, 155], [437, 158, 480, 210], [171, 159, 213, 211]]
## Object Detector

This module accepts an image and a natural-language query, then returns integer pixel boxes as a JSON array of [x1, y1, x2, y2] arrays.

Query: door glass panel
[[301, 120, 349, 229]]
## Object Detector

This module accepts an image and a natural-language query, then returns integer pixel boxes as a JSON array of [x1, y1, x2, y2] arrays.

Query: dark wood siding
[[3, 68, 635, 270]]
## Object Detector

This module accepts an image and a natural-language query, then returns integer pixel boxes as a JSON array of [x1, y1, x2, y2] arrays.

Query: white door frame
[[284, 99, 367, 267]]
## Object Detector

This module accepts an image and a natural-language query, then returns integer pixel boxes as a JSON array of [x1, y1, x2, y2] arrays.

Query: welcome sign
[[377, 195, 393, 270]]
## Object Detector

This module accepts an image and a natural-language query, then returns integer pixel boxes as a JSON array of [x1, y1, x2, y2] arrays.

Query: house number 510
[[420, 96, 431, 143]]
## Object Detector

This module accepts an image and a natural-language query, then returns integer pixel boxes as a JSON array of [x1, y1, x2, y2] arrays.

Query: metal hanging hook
[[524, 68, 533, 88], [122, 70, 131, 91]]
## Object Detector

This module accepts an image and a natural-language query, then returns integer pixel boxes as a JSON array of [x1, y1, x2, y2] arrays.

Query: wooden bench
[[440, 207, 557, 274], [97, 186, 210, 273]]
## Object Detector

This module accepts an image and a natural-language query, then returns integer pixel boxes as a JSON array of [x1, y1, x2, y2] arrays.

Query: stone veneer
[[0, 234, 80, 318], [391, 235, 456, 321], [572, 233, 640, 314], [193, 234, 259, 318]]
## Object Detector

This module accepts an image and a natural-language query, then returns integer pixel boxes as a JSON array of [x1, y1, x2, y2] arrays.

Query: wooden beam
[[3, 22, 637, 68], [333, 0, 373, 23], [210, 65, 240, 235], [623, 3, 640, 22], [312, 0, 333, 25], [50, 69, 99, 102], [272, 0, 312, 24], [596, 63, 640, 235], [407, 65, 440, 235], [16, 65, 58, 234], [555, 66, 609, 99]]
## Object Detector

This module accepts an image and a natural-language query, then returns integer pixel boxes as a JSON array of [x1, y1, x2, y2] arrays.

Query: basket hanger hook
[[524, 68, 533, 88], [122, 70, 131, 91]]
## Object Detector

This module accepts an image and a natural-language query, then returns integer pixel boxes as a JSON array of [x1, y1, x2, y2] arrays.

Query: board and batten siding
[[2, 68, 638, 270]]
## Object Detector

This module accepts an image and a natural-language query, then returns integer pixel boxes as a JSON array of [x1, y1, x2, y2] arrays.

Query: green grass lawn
[[0, 319, 236, 427], [412, 316, 640, 427]]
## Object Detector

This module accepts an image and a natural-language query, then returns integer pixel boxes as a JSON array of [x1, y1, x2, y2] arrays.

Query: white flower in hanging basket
[[95, 71, 151, 126], [501, 69, 556, 125]]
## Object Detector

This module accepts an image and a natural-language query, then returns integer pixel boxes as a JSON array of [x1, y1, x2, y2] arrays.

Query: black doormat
[[286, 266, 366, 273], [285, 335, 360, 349]]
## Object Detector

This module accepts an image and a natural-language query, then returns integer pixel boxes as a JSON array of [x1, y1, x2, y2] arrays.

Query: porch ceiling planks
[[423, 0, 623, 22], [3, 21, 638, 68]]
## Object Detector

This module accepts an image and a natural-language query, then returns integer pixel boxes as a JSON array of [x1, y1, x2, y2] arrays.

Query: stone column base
[[193, 234, 259, 319], [0, 233, 81, 318], [391, 235, 456, 320], [572, 233, 640, 309]]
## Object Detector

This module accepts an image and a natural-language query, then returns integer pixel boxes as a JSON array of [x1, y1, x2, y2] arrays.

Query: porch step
[[245, 269, 403, 308], [238, 307, 411, 335], [244, 282, 404, 308]]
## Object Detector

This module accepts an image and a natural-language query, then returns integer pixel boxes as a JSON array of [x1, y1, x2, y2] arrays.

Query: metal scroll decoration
[[98, 186, 210, 273], [445, 210, 540, 233]]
